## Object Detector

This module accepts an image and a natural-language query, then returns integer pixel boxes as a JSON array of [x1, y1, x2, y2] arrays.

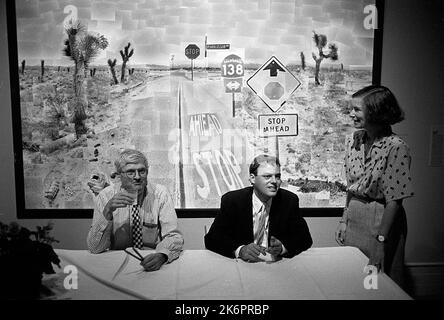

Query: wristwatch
[[376, 235, 386, 243]]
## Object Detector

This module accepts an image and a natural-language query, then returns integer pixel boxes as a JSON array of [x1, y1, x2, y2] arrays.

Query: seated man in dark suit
[[205, 154, 312, 262]]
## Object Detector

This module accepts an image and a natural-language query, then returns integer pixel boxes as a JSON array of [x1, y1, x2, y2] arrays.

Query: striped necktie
[[254, 204, 267, 247], [131, 205, 143, 249]]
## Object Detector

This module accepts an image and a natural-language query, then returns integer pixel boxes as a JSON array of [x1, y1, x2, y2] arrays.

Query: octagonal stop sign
[[264, 82, 284, 100], [185, 44, 200, 59]]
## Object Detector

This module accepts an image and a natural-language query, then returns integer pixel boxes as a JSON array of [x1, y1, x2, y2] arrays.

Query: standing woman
[[335, 85, 414, 288]]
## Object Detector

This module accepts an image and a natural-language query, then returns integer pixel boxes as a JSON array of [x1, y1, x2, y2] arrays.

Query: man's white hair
[[114, 149, 148, 173]]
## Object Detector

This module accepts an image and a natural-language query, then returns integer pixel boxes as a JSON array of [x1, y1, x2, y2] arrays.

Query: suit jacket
[[204, 187, 312, 258]]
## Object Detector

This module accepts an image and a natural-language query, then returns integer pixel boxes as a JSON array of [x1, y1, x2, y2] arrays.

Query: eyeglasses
[[257, 174, 281, 181], [122, 168, 147, 178]]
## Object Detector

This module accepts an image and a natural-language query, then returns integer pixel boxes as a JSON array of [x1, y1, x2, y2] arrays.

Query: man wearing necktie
[[87, 149, 183, 271], [205, 154, 312, 262]]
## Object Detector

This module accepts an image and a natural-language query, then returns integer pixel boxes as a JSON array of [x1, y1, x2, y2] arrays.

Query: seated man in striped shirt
[[87, 149, 183, 271]]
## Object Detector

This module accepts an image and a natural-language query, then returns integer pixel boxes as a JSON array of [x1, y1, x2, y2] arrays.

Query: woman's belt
[[350, 194, 385, 206]]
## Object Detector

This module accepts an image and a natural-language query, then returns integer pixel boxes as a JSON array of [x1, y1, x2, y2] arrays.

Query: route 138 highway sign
[[247, 56, 301, 113], [221, 54, 244, 93]]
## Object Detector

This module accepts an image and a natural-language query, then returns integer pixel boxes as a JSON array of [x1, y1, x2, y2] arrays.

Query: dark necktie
[[131, 205, 143, 249]]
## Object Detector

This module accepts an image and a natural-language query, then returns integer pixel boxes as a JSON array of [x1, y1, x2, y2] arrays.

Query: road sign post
[[185, 44, 200, 81], [232, 92, 235, 117], [221, 54, 244, 117]]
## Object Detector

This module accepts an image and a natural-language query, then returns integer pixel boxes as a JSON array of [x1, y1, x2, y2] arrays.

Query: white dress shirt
[[234, 191, 287, 258]]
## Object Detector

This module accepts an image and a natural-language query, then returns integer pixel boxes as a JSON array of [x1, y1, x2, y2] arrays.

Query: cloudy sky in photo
[[15, 0, 376, 67]]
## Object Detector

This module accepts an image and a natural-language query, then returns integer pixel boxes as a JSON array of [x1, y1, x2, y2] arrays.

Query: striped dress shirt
[[87, 182, 183, 263]]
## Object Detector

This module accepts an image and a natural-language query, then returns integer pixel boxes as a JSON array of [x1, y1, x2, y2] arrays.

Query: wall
[[1, 1, 443, 266], [381, 0, 444, 263]]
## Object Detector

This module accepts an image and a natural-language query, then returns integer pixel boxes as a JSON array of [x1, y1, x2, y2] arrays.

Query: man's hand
[[239, 243, 267, 263], [103, 192, 135, 220], [267, 236, 283, 257], [140, 253, 168, 272], [335, 222, 347, 245]]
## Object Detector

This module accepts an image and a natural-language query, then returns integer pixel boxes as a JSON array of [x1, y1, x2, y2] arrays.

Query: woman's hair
[[352, 85, 405, 125], [114, 149, 149, 173], [249, 154, 280, 175]]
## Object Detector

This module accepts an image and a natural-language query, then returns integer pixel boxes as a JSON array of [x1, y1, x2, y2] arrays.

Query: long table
[[44, 247, 411, 300]]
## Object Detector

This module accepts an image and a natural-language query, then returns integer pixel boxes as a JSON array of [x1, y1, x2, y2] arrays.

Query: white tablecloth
[[47, 247, 411, 300]]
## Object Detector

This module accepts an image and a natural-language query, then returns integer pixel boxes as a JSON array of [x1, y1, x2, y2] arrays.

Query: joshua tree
[[41, 60, 45, 82], [312, 31, 338, 85], [300, 52, 305, 71], [120, 42, 134, 83], [63, 21, 108, 137], [21, 60, 25, 75], [43, 92, 67, 140], [107, 58, 118, 85]]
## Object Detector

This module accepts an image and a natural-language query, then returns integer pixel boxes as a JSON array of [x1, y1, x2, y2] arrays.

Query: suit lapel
[[241, 187, 254, 242], [269, 189, 282, 235]]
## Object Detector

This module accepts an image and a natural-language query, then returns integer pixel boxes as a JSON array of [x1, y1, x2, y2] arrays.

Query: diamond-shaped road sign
[[247, 56, 301, 113]]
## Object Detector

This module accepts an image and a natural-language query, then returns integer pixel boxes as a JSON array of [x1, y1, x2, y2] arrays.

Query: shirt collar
[[252, 191, 272, 215], [373, 133, 394, 149], [353, 129, 394, 151]]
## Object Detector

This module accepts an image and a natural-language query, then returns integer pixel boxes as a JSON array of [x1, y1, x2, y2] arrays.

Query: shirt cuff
[[95, 216, 113, 237], [235, 245, 244, 258], [281, 243, 287, 256], [156, 247, 172, 263]]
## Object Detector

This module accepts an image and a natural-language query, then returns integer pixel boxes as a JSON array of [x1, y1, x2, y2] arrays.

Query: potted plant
[[0, 221, 61, 300]]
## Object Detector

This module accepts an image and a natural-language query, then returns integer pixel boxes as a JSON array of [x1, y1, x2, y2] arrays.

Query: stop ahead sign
[[185, 44, 200, 59]]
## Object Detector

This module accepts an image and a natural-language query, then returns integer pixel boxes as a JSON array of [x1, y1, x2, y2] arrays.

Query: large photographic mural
[[10, 0, 379, 213]]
